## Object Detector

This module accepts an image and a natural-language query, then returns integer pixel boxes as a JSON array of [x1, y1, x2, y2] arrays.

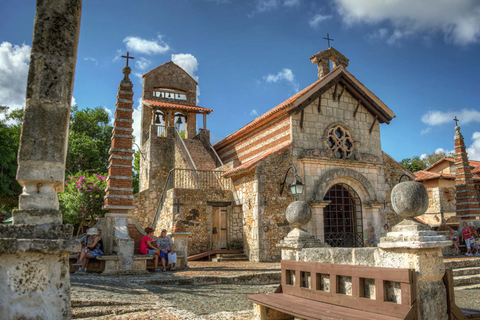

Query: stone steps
[[212, 253, 249, 262], [183, 139, 216, 170], [445, 257, 480, 290]]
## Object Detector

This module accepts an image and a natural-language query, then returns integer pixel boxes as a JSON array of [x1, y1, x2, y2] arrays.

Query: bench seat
[[248, 293, 410, 320]]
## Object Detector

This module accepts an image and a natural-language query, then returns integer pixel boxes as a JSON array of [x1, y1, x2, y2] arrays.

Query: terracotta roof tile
[[143, 100, 213, 113], [223, 141, 292, 177], [415, 170, 480, 182]]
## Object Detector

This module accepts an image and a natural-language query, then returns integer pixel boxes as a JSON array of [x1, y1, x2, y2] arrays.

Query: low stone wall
[[284, 246, 447, 320]]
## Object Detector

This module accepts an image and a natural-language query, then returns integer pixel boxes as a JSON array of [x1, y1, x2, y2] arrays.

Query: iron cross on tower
[[323, 33, 334, 47], [121, 51, 135, 67], [454, 116, 459, 126]]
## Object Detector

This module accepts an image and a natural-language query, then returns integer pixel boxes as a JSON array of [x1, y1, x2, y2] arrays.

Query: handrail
[[196, 130, 224, 168], [151, 168, 232, 230], [174, 127, 199, 187], [151, 169, 175, 230]]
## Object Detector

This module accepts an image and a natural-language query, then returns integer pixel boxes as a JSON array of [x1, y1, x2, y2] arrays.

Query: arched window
[[326, 126, 354, 159], [323, 183, 363, 247]]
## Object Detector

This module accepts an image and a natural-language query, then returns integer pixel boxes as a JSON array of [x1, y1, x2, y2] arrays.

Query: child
[[450, 230, 460, 256]]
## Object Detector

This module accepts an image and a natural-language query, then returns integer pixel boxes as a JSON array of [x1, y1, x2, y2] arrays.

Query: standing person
[[363, 222, 376, 247], [73, 228, 104, 272], [461, 222, 473, 257], [450, 229, 460, 256], [156, 229, 175, 271], [470, 226, 480, 256], [140, 227, 161, 272]]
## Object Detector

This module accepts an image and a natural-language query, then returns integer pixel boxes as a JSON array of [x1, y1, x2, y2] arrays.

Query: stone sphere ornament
[[285, 201, 312, 228], [391, 181, 429, 218]]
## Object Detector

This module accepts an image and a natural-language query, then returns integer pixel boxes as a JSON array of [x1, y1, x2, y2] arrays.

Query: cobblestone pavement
[[71, 261, 480, 319]]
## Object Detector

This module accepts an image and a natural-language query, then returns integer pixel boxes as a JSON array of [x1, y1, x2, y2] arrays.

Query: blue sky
[[1, 0, 480, 162]]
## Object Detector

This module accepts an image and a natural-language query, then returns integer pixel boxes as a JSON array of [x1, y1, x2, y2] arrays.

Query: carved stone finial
[[285, 201, 312, 228], [391, 181, 429, 219]]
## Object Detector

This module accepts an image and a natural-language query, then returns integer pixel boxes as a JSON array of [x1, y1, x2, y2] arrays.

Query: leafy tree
[[400, 156, 427, 173], [422, 150, 454, 168], [59, 172, 107, 228], [66, 106, 113, 174], [133, 150, 140, 194], [0, 106, 23, 212]]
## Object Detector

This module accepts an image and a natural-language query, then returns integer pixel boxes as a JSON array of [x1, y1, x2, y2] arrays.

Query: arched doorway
[[323, 183, 363, 247]]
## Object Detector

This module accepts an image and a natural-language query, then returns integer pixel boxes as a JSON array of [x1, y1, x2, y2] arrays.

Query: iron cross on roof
[[121, 51, 135, 67], [323, 33, 334, 47], [454, 116, 459, 126]]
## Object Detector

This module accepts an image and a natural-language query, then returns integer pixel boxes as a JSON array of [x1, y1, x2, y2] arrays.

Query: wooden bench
[[248, 260, 417, 320], [443, 268, 480, 319]]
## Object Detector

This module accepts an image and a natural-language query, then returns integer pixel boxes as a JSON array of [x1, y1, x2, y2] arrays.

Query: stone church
[[133, 47, 414, 261]]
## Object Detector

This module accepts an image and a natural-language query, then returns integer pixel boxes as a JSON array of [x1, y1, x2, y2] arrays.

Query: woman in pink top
[[462, 222, 473, 257], [140, 227, 161, 271]]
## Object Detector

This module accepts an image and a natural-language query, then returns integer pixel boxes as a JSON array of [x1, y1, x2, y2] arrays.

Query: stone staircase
[[183, 139, 217, 170], [212, 253, 249, 262], [444, 257, 480, 290]]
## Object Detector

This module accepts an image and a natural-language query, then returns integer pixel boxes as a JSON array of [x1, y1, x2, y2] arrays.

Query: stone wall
[[229, 205, 244, 249], [418, 180, 457, 227], [154, 188, 232, 255], [232, 171, 257, 259], [215, 114, 290, 164]]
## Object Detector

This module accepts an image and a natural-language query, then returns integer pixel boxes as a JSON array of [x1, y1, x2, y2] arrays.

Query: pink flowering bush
[[59, 172, 107, 227]]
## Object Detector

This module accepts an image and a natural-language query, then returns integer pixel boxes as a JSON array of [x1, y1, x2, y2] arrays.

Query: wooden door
[[212, 207, 228, 249]]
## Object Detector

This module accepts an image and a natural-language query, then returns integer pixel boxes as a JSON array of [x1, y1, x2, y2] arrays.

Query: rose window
[[326, 126, 354, 159]]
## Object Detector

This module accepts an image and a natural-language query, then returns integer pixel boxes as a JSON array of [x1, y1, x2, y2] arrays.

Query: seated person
[[73, 227, 103, 272], [140, 227, 161, 272], [363, 222, 376, 247], [450, 229, 460, 255], [470, 226, 480, 256], [156, 229, 175, 271]]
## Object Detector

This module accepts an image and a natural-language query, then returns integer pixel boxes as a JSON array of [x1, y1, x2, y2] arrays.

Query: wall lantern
[[280, 165, 304, 196]]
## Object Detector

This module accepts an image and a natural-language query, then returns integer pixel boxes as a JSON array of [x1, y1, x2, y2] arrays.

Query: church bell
[[154, 113, 161, 124]]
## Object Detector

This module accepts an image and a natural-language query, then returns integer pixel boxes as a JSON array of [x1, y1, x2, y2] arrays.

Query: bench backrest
[[281, 260, 416, 319]]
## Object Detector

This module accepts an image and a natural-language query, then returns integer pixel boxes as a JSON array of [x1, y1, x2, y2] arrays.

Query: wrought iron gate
[[323, 183, 364, 247]]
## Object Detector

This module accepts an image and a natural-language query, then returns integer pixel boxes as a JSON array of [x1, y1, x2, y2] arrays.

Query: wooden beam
[[341, 78, 390, 124], [337, 84, 345, 101], [353, 100, 361, 118], [332, 83, 338, 101], [292, 74, 342, 115], [317, 96, 322, 114], [369, 115, 378, 134], [300, 109, 304, 129]]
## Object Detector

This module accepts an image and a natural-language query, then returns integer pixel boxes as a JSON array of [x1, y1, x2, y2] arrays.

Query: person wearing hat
[[73, 227, 104, 273]]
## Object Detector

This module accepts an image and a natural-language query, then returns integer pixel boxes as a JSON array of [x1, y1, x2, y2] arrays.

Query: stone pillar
[[103, 65, 135, 271], [379, 181, 451, 320], [277, 201, 327, 261], [307, 200, 330, 242], [453, 125, 480, 222], [0, 1, 82, 318]]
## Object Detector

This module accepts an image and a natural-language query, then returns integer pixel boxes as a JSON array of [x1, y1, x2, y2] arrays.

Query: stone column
[[453, 125, 480, 223], [277, 201, 327, 261], [103, 65, 135, 271], [378, 181, 451, 320], [0, 1, 82, 318]]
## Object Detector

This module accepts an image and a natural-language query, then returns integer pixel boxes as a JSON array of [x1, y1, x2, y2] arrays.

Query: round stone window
[[326, 126, 354, 159]]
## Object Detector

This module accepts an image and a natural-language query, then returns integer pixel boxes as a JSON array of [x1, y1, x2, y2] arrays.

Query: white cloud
[[421, 109, 480, 126], [135, 57, 151, 70], [420, 127, 431, 135], [113, 49, 123, 62], [250, 109, 258, 116], [104, 107, 114, 125], [123, 35, 170, 55], [172, 53, 200, 103], [333, 0, 480, 45], [83, 57, 98, 65], [250, 0, 300, 15], [263, 68, 299, 92], [309, 14, 332, 28], [467, 132, 480, 160], [420, 153, 428, 160], [0, 42, 30, 111], [71, 96, 76, 106], [132, 98, 143, 148]]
